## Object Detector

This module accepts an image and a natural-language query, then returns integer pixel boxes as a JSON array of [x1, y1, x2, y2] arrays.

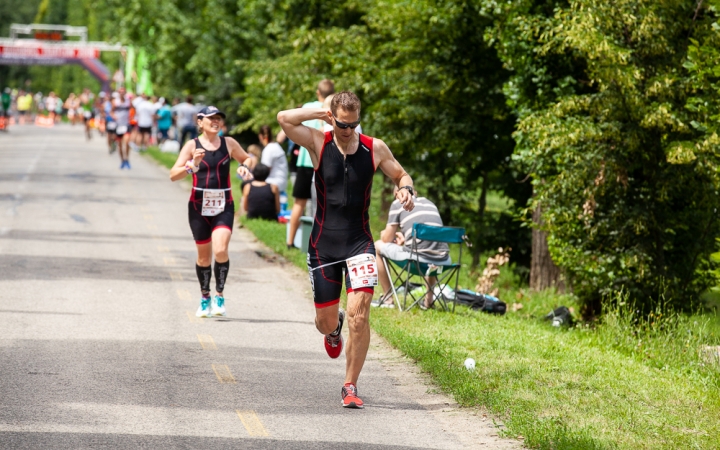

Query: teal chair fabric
[[383, 223, 467, 312]]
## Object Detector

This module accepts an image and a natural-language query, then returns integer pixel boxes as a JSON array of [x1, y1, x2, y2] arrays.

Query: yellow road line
[[151, 234, 162, 240], [157, 245, 169, 252], [177, 289, 191, 300], [186, 311, 203, 323], [212, 364, 236, 384], [197, 334, 217, 350], [236, 410, 269, 437], [146, 224, 157, 230], [164, 257, 177, 266], [169, 272, 183, 281], [143, 214, 154, 221]]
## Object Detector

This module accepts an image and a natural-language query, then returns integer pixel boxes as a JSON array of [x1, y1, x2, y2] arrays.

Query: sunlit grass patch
[[372, 307, 720, 449]]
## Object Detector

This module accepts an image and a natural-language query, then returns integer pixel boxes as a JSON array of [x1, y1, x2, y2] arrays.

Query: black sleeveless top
[[314, 132, 376, 232], [246, 183, 277, 220], [190, 137, 233, 203]]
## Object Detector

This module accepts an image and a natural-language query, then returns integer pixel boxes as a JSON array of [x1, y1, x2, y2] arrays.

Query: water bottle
[[280, 191, 288, 213]]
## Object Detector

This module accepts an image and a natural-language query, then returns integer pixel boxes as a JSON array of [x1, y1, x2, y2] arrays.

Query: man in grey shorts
[[374, 188, 450, 309]]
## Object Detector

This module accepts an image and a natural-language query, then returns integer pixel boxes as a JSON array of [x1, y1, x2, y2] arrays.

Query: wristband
[[185, 161, 199, 174], [400, 185, 415, 196]]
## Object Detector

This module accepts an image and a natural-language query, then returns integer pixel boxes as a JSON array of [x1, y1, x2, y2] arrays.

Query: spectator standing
[[373, 189, 450, 309], [54, 94, 64, 122], [16, 90, 32, 124], [258, 125, 289, 194], [156, 97, 173, 143], [34, 92, 45, 116], [286, 79, 334, 249], [71, 93, 82, 125], [243, 163, 280, 221], [2, 88, 11, 119], [173, 95, 198, 144], [134, 93, 158, 150], [45, 92, 59, 122], [64, 93, 76, 124]]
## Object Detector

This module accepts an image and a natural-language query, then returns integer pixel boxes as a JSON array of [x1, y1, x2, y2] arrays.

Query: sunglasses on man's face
[[333, 115, 360, 130]]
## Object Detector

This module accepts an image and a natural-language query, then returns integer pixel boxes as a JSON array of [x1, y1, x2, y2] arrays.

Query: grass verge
[[144, 149, 720, 449]]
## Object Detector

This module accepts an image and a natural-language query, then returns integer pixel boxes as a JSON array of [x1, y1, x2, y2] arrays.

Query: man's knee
[[315, 309, 340, 334]]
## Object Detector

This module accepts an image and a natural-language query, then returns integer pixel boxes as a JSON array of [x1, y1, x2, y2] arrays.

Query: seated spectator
[[373, 188, 451, 309], [258, 125, 289, 194], [243, 163, 280, 221]]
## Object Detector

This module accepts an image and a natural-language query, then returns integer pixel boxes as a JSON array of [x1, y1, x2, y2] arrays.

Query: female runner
[[170, 106, 252, 317]]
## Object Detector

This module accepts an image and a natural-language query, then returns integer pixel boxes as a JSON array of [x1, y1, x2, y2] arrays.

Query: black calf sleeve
[[196, 264, 212, 296], [214, 260, 230, 294]]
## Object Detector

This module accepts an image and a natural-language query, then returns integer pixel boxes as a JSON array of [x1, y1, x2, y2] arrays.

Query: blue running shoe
[[210, 295, 226, 316], [195, 297, 211, 318]]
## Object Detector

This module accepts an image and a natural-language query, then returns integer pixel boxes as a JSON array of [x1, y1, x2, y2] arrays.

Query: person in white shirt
[[258, 125, 289, 194], [172, 96, 199, 144], [134, 93, 158, 149]]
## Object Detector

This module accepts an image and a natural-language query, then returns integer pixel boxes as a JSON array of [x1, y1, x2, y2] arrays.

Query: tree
[[493, 0, 720, 311]]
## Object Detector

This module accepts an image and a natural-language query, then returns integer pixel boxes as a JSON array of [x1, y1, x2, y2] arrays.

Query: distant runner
[[104, 92, 117, 153], [169, 106, 252, 318], [111, 87, 132, 169], [80, 88, 94, 140], [277, 91, 415, 408]]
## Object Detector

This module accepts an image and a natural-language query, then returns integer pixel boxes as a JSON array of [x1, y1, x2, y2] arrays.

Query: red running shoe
[[342, 383, 364, 409], [324, 308, 345, 359]]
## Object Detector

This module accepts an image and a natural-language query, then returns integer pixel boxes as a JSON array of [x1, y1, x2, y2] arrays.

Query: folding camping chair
[[382, 223, 468, 312]]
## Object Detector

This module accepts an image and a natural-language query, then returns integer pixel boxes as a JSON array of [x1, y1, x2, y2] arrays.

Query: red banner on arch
[[0, 44, 99, 59]]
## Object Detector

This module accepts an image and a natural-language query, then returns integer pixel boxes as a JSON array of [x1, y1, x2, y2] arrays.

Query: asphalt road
[[0, 124, 521, 449]]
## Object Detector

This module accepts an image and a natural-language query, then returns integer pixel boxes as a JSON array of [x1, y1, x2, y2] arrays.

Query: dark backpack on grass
[[455, 289, 506, 315]]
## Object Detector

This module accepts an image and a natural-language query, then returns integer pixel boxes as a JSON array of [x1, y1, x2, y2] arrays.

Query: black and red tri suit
[[188, 137, 235, 244], [307, 131, 377, 307]]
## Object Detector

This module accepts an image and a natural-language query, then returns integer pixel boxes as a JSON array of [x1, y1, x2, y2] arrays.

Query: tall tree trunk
[[530, 205, 565, 292], [471, 172, 489, 270]]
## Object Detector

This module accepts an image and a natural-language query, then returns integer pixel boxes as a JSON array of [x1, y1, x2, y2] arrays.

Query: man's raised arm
[[276, 108, 330, 166]]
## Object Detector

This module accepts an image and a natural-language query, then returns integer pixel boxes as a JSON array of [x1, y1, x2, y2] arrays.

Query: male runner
[[277, 91, 415, 408], [111, 87, 132, 169], [80, 89, 95, 140], [104, 92, 118, 153]]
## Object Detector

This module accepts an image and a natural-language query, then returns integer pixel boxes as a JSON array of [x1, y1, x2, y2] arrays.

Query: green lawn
[[144, 149, 720, 449]]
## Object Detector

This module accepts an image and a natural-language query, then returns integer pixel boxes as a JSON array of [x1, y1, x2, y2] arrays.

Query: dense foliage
[[491, 0, 720, 310], [6, 0, 720, 310]]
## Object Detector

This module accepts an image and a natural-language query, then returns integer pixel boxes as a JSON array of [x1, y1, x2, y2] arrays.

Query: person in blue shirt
[[155, 97, 173, 143]]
